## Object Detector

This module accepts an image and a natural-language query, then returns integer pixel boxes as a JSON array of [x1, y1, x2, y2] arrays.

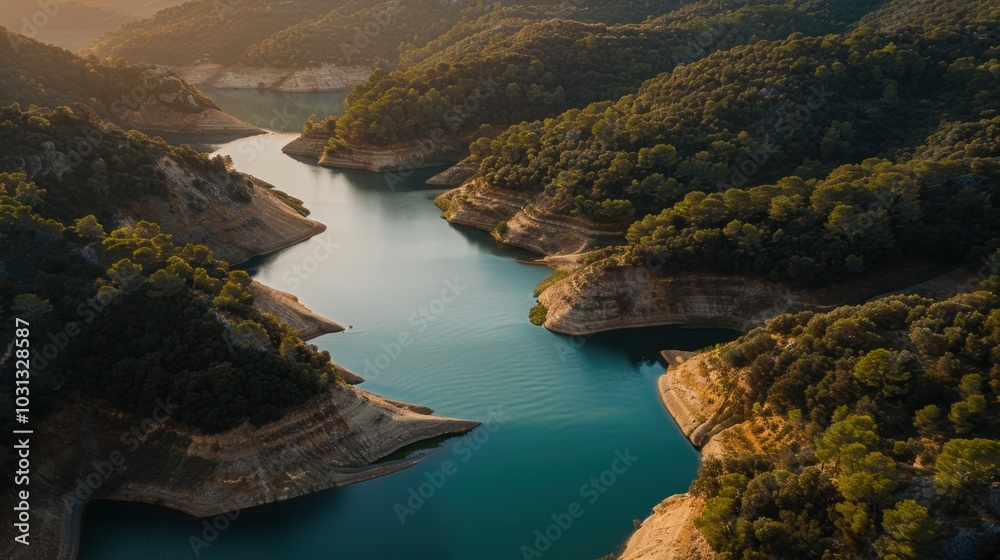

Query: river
[[78, 93, 737, 560]]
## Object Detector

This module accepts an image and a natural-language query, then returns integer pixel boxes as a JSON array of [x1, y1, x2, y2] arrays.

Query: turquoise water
[[78, 92, 737, 559]]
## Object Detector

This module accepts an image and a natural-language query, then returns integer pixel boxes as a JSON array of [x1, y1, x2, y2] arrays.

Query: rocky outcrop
[[426, 158, 479, 188], [655, 351, 737, 450], [113, 69, 261, 135], [2, 386, 478, 560], [436, 180, 626, 255], [121, 104, 261, 135], [320, 141, 468, 173], [283, 135, 470, 173], [248, 282, 345, 340], [132, 156, 327, 265], [538, 259, 960, 336], [282, 135, 331, 159], [619, 494, 714, 560], [616, 351, 726, 560], [173, 63, 373, 92]]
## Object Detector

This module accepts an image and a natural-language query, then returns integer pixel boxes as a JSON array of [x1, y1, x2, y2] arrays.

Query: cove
[[78, 92, 737, 560]]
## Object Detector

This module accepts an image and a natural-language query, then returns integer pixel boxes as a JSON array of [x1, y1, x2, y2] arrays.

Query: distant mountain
[[84, 0, 683, 67], [0, 0, 186, 51], [0, 26, 259, 134]]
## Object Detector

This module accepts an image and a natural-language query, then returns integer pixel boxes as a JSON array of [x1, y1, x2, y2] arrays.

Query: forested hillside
[[0, 103, 339, 441], [86, 0, 684, 68], [0, 27, 228, 127], [446, 0, 1000, 290], [318, 0, 887, 147], [685, 276, 1000, 559], [86, 0, 337, 66]]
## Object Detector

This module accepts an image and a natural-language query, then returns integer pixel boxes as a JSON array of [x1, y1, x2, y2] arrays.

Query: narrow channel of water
[[79, 93, 737, 560]]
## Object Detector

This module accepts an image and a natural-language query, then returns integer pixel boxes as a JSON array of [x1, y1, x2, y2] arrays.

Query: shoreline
[[282, 134, 471, 173], [23, 388, 480, 560], [616, 350, 723, 560], [172, 63, 373, 93]]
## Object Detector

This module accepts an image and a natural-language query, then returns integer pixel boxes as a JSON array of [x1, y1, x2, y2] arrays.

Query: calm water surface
[[78, 93, 737, 560]]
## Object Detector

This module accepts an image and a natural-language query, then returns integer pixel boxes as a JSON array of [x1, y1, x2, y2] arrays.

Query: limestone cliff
[[283, 135, 469, 173], [173, 63, 373, 93], [537, 259, 960, 336], [282, 135, 331, 160], [426, 158, 479, 188], [619, 493, 714, 560], [618, 351, 806, 560], [248, 283, 345, 341], [130, 156, 327, 265], [113, 70, 260, 135], [2, 386, 478, 560], [435, 180, 626, 255], [121, 103, 261, 136]]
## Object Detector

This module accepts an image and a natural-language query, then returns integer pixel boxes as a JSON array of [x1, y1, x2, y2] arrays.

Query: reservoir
[[79, 93, 736, 560]]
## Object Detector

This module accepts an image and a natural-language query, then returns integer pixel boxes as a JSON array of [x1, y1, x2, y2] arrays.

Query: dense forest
[[453, 0, 1000, 289], [86, 0, 686, 68], [0, 104, 338, 438], [86, 0, 338, 66], [319, 0, 887, 147], [688, 273, 1000, 559], [474, 0, 997, 216]]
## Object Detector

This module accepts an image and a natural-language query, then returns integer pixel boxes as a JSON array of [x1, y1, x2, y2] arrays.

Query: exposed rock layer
[[2, 388, 478, 560], [173, 63, 373, 92], [426, 158, 479, 188], [283, 136, 469, 173], [618, 351, 729, 560], [249, 282, 345, 340], [123, 104, 261, 135], [436, 180, 625, 255], [135, 156, 327, 265], [539, 259, 960, 336], [619, 493, 714, 560]]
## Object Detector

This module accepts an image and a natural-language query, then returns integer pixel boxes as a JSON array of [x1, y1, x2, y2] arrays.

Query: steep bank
[[435, 180, 626, 255], [537, 259, 962, 336], [103, 67, 260, 135], [122, 104, 261, 136], [619, 494, 714, 560], [3, 387, 478, 560], [248, 282, 345, 341], [619, 350, 808, 560], [282, 135, 469, 173], [173, 63, 372, 93], [135, 156, 327, 265], [618, 352, 724, 560], [425, 158, 479, 188]]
